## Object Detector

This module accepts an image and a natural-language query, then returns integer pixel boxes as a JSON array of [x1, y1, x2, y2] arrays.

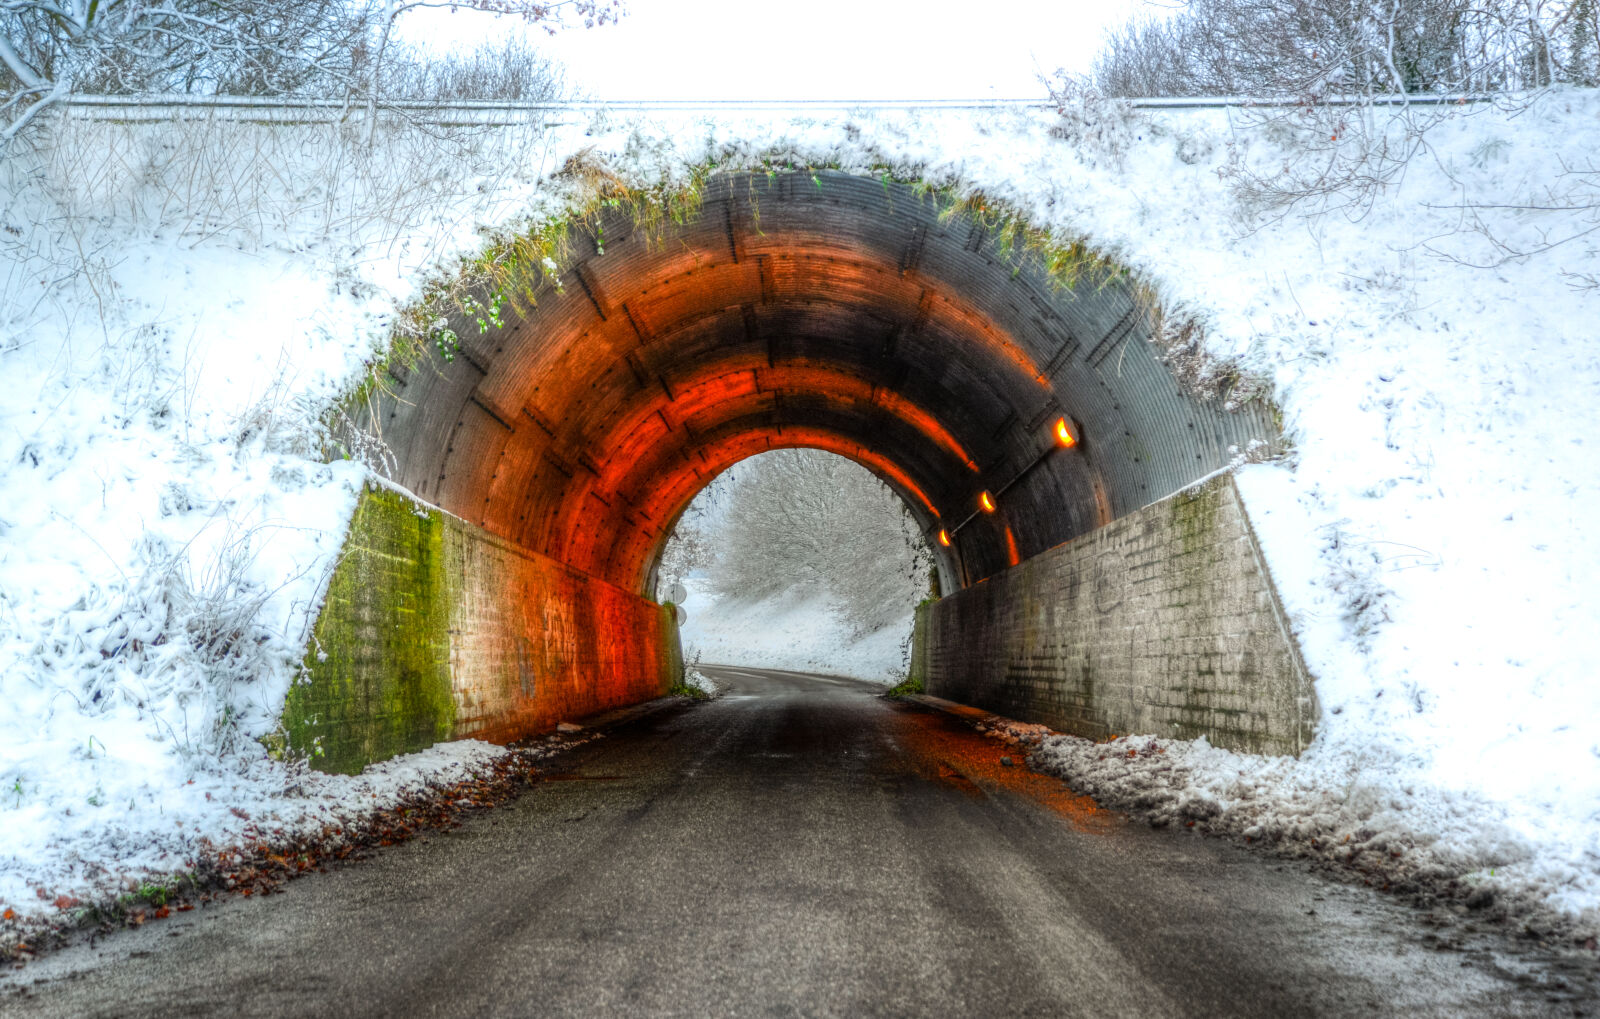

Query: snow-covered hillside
[[1, 93, 1596, 935]]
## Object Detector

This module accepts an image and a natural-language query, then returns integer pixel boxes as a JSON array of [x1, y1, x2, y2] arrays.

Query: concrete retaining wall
[[913, 474, 1317, 756], [279, 483, 682, 774]]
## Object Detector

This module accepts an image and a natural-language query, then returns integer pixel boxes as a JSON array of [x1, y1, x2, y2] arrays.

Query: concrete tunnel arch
[[288, 168, 1317, 773], [370, 170, 1275, 596]]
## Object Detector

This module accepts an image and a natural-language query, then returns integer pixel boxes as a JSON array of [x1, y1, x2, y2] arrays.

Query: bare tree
[[0, 1, 379, 139], [0, 0, 616, 142], [1064, 0, 1600, 228], [1089, 0, 1597, 99]]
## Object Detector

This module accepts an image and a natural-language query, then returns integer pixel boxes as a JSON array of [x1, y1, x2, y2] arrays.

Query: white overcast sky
[[397, 0, 1158, 101]]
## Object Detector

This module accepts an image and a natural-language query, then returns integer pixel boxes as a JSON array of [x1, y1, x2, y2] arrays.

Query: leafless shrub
[[323, 405, 398, 477], [1319, 522, 1397, 652], [1090, 0, 1595, 100], [1147, 310, 1271, 409], [367, 37, 568, 104], [1041, 75, 1139, 169], [1076, 0, 1600, 227], [1419, 154, 1600, 279], [0, 0, 610, 142], [51, 520, 314, 758]]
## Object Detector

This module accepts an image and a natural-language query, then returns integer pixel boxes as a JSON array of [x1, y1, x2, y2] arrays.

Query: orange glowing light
[[1053, 416, 1078, 449], [979, 491, 997, 513], [1004, 525, 1020, 566], [937, 528, 952, 547]]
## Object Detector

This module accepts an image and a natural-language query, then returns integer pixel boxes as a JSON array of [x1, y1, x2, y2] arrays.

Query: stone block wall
[[280, 483, 682, 774], [914, 474, 1316, 756]]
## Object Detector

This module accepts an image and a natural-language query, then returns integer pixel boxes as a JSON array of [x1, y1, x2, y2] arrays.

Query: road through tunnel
[[288, 169, 1313, 772]]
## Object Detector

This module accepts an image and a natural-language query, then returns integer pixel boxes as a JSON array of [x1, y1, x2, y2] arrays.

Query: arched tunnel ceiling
[[371, 171, 1276, 594]]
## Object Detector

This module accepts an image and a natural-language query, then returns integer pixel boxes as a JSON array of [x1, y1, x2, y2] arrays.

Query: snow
[[0, 734, 506, 920], [1, 114, 561, 925], [682, 665, 720, 698], [678, 577, 912, 684], [2, 91, 1598, 933]]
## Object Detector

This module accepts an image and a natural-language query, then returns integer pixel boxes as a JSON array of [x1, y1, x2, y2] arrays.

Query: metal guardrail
[[56, 95, 1049, 125], [53, 92, 1499, 125]]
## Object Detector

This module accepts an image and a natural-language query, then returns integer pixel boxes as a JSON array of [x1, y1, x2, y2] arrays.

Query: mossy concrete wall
[[914, 474, 1317, 756], [282, 483, 682, 773]]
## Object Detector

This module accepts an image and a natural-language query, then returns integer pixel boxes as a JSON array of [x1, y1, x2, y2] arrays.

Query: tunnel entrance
[[285, 167, 1314, 772], [658, 448, 934, 683], [371, 170, 1273, 595]]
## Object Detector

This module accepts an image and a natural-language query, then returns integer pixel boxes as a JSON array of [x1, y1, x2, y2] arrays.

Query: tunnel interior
[[367, 171, 1276, 597]]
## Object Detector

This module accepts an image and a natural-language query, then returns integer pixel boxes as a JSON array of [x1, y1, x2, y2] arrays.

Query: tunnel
[[373, 171, 1271, 593], [284, 169, 1314, 773]]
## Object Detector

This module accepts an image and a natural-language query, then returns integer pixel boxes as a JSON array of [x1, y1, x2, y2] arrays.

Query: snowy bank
[[1029, 732, 1598, 942]]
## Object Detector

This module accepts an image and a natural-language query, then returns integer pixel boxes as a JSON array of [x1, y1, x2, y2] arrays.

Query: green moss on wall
[[1173, 481, 1221, 558], [281, 487, 457, 775], [909, 602, 933, 686], [658, 602, 685, 692]]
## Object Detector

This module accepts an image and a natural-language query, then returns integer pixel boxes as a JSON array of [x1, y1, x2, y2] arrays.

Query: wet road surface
[[3, 667, 1595, 1017]]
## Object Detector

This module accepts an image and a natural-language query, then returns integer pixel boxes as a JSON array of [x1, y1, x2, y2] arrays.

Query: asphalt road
[[3, 667, 1594, 1018]]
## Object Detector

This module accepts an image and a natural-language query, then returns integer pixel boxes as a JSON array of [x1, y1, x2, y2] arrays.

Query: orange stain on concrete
[[886, 700, 1118, 834], [584, 424, 951, 592], [586, 363, 979, 494]]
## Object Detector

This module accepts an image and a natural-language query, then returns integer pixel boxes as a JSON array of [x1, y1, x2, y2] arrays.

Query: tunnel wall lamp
[[937, 414, 1084, 551], [1054, 416, 1077, 449]]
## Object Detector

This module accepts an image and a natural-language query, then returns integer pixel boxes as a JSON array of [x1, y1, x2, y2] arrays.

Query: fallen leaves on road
[[2, 740, 573, 966], [188, 748, 551, 904]]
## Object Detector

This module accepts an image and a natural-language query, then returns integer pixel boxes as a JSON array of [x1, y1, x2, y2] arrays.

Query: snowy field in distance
[[677, 578, 911, 684]]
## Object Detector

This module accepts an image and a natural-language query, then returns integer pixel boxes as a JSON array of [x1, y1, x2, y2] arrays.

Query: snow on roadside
[[0, 738, 510, 943], [0, 117, 558, 924], [1028, 732, 1599, 942], [682, 665, 720, 698]]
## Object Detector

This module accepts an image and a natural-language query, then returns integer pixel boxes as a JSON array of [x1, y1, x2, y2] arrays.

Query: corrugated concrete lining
[[370, 171, 1277, 595]]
